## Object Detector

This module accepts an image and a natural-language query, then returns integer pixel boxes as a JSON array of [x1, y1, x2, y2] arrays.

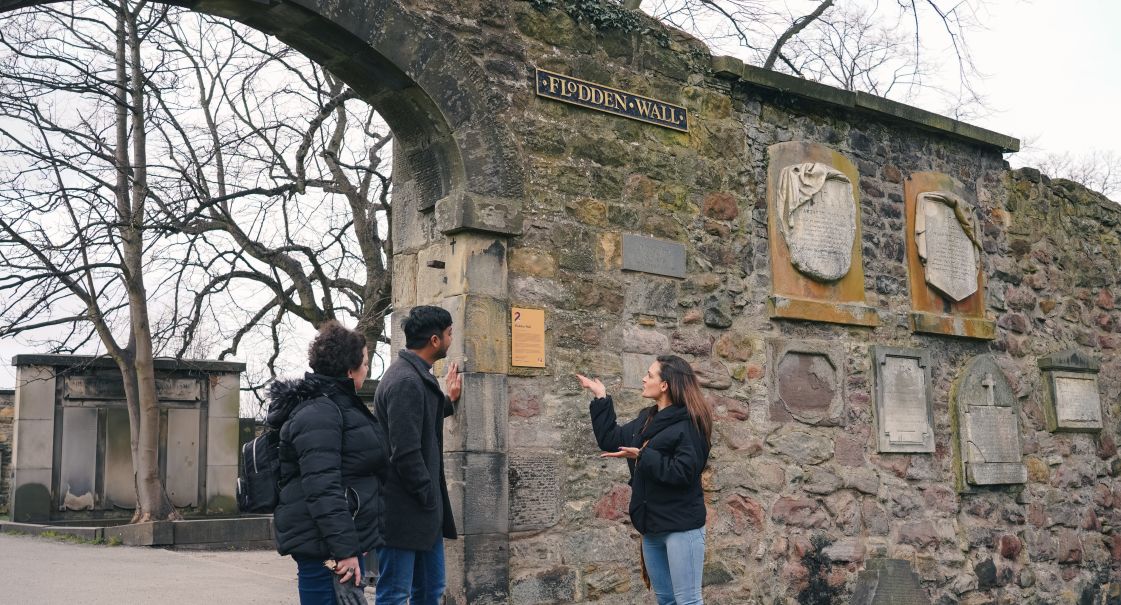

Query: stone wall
[[473, 4, 1119, 604], [0, 389, 12, 515]]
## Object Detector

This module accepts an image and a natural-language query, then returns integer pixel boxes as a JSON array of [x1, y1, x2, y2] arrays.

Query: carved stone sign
[[765, 142, 876, 328], [509, 453, 562, 531], [952, 355, 1027, 491], [767, 339, 844, 426], [777, 163, 857, 282], [622, 233, 686, 279], [916, 191, 979, 302], [1038, 349, 1103, 432], [872, 347, 935, 454], [904, 173, 994, 340]]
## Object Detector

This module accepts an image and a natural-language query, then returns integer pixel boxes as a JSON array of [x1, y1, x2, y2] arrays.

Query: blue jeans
[[642, 527, 706, 605], [293, 554, 367, 605], [376, 538, 446, 605]]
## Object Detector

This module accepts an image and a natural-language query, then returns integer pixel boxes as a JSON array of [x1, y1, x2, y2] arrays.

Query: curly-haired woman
[[267, 320, 387, 604], [577, 354, 714, 605]]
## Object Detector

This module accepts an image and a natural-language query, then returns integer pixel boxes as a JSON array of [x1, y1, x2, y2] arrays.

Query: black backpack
[[237, 428, 281, 513], [237, 397, 345, 514]]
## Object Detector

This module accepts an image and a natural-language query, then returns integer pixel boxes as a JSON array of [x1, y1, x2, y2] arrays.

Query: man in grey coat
[[374, 305, 462, 605]]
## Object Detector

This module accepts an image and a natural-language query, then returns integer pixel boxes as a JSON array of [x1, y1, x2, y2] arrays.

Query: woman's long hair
[[656, 355, 713, 447]]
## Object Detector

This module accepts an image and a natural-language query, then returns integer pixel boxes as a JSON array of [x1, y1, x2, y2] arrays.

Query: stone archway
[[0, 1, 521, 602]]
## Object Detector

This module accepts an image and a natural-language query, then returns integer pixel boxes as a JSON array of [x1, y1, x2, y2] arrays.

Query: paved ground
[[0, 532, 307, 604]]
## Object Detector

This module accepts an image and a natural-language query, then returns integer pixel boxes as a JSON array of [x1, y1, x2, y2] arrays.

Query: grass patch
[[4, 529, 118, 546]]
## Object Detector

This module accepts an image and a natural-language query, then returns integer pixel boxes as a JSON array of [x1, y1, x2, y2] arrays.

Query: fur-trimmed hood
[[265, 373, 352, 428]]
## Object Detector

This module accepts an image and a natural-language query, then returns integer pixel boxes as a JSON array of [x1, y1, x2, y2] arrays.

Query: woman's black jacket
[[589, 396, 709, 535], [267, 373, 387, 560]]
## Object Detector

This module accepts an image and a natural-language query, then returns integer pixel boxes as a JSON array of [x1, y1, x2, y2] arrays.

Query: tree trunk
[[115, 1, 177, 523]]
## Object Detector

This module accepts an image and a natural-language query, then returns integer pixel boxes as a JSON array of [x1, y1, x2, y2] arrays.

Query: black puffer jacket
[[590, 396, 709, 535], [268, 373, 387, 559]]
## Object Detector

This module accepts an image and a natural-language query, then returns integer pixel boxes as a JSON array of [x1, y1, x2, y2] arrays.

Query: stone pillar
[[10, 365, 57, 522], [206, 371, 242, 514], [390, 136, 522, 603]]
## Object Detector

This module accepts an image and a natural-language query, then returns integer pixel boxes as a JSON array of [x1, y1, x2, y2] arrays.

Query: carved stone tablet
[[767, 339, 844, 426], [509, 453, 562, 531], [904, 174, 993, 340], [622, 233, 686, 279], [851, 559, 931, 605], [916, 191, 979, 302], [766, 142, 877, 328], [952, 355, 1026, 491], [872, 347, 934, 454], [1038, 349, 1103, 432], [777, 163, 856, 282]]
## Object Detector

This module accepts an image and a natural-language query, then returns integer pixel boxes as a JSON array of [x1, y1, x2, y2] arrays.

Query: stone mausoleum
[[7, 356, 244, 523], [0, 0, 1118, 603]]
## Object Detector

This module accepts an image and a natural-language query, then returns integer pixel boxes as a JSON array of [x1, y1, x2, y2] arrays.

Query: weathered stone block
[[392, 253, 419, 308], [13, 366, 56, 421], [205, 465, 238, 514], [438, 294, 510, 375], [206, 416, 240, 467], [624, 279, 677, 319], [445, 451, 509, 535], [622, 353, 657, 389], [510, 566, 578, 604], [445, 373, 508, 453], [208, 373, 241, 419], [436, 191, 523, 236]]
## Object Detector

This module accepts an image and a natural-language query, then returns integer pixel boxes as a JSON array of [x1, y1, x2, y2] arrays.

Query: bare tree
[[0, 0, 180, 522], [638, 0, 987, 115], [140, 14, 394, 390], [1031, 150, 1121, 201], [0, 0, 394, 517]]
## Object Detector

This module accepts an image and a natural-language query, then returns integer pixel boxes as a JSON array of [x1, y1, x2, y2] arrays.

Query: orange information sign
[[511, 307, 546, 368]]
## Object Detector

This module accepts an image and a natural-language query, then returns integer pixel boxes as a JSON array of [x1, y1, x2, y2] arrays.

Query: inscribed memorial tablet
[[951, 354, 1027, 491], [1038, 349, 1103, 432], [622, 234, 686, 279], [872, 347, 934, 454], [916, 191, 979, 302]]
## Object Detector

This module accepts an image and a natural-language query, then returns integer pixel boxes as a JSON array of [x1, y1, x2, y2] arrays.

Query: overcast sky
[[1, 1, 1116, 389], [965, 0, 1121, 167]]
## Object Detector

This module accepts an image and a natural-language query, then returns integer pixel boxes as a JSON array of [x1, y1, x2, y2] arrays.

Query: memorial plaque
[[511, 307, 546, 368], [851, 559, 931, 605], [904, 173, 994, 340], [509, 453, 561, 531], [765, 142, 877, 327], [872, 347, 935, 454], [767, 339, 844, 426], [777, 163, 857, 282], [952, 355, 1027, 491], [1038, 349, 1103, 432], [622, 233, 686, 279], [59, 407, 97, 510], [916, 191, 979, 302]]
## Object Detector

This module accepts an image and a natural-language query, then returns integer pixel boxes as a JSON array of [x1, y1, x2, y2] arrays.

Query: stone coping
[[11, 354, 245, 373], [711, 55, 1020, 153]]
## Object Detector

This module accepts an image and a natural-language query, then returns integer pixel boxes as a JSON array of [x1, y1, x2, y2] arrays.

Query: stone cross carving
[[981, 374, 995, 406], [953, 355, 1027, 490]]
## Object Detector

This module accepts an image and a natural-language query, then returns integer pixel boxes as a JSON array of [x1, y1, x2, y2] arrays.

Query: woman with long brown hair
[[577, 354, 713, 605]]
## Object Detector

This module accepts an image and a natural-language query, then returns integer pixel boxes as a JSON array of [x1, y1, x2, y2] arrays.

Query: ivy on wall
[[527, 0, 672, 47]]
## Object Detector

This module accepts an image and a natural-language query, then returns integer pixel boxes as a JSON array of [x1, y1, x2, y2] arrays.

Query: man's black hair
[[403, 305, 453, 350]]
